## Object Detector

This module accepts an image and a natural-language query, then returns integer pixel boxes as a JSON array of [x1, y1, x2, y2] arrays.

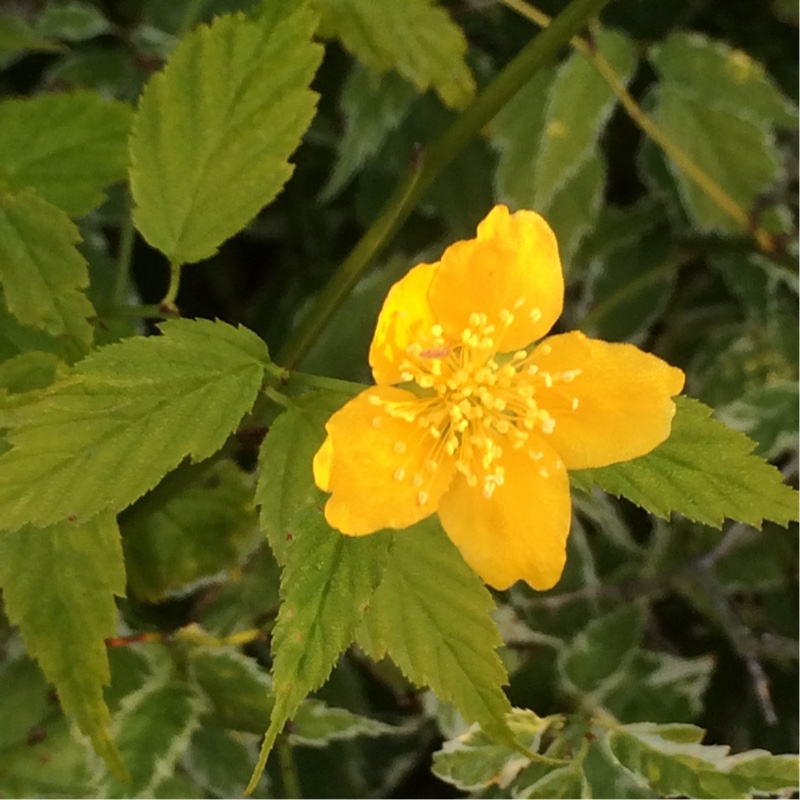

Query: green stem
[[286, 370, 366, 395], [161, 260, 183, 311], [113, 195, 136, 306], [278, 0, 613, 368], [95, 304, 179, 320], [277, 736, 302, 799]]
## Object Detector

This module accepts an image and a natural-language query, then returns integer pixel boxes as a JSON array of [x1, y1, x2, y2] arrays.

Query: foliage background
[[0, 0, 797, 797]]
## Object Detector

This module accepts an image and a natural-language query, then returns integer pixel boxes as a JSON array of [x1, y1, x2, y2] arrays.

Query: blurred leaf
[[186, 726, 264, 798], [650, 32, 796, 128], [0, 350, 58, 396], [44, 45, 145, 99], [290, 699, 397, 746], [432, 710, 553, 791], [557, 605, 645, 698], [0, 513, 127, 780], [314, 0, 474, 109], [256, 506, 391, 775], [0, 319, 268, 530], [257, 390, 350, 564], [35, 1, 111, 42], [101, 679, 207, 797], [191, 647, 275, 734], [121, 460, 257, 602], [717, 380, 798, 460], [322, 65, 417, 200], [0, 189, 94, 348], [0, 656, 52, 752], [357, 518, 513, 744], [607, 721, 799, 798], [129, 8, 323, 265], [0, 92, 133, 217], [0, 17, 64, 62], [572, 397, 799, 528]]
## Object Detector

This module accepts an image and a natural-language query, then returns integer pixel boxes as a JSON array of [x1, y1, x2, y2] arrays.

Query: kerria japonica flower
[[313, 205, 685, 591]]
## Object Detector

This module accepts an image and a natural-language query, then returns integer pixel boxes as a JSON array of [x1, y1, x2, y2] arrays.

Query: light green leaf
[[0, 513, 127, 780], [571, 396, 799, 528], [191, 647, 275, 734], [0, 189, 94, 348], [532, 29, 636, 210], [251, 507, 390, 785], [0, 318, 269, 530], [0, 92, 133, 217], [120, 460, 257, 602], [557, 605, 645, 699], [290, 699, 397, 746], [129, 8, 323, 265], [357, 518, 513, 743], [257, 390, 350, 564], [101, 679, 208, 798], [321, 65, 417, 200], [314, 0, 474, 109], [35, 1, 111, 42], [607, 722, 799, 798], [432, 710, 554, 792], [650, 32, 797, 128]]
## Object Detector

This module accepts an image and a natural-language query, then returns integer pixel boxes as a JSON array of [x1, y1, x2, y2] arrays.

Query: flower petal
[[428, 205, 563, 352], [437, 441, 571, 590], [369, 262, 439, 385], [314, 386, 457, 535], [530, 331, 685, 470]]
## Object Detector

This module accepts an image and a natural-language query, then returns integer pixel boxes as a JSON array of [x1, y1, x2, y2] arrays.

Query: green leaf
[[0, 656, 53, 752], [0, 350, 59, 396], [290, 699, 397, 746], [120, 460, 257, 602], [129, 8, 323, 265], [0, 92, 133, 217], [650, 32, 797, 129], [191, 647, 275, 734], [571, 396, 799, 528], [0, 513, 127, 780], [34, 1, 111, 42], [0, 17, 64, 62], [101, 679, 208, 797], [607, 722, 799, 798], [314, 0, 474, 109], [557, 605, 645, 699], [0, 189, 94, 348], [357, 518, 513, 743], [0, 318, 269, 530], [432, 709, 554, 792], [251, 507, 390, 785], [257, 390, 350, 564], [321, 65, 417, 200], [185, 726, 263, 798]]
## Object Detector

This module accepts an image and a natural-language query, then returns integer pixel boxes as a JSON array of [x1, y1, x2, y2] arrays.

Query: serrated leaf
[[290, 699, 397, 746], [607, 722, 799, 798], [250, 507, 391, 786], [191, 647, 275, 734], [557, 605, 645, 699], [0, 189, 94, 348], [129, 9, 322, 265], [650, 32, 797, 128], [571, 396, 799, 528], [321, 65, 417, 200], [257, 390, 350, 563], [0, 92, 132, 217], [314, 0, 474, 109], [101, 679, 208, 798], [120, 460, 257, 602], [532, 29, 636, 210], [0, 318, 269, 530], [0, 513, 127, 780], [357, 517, 513, 743], [432, 710, 553, 792]]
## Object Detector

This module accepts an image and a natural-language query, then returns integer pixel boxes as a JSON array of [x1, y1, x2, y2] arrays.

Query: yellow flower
[[313, 205, 684, 590]]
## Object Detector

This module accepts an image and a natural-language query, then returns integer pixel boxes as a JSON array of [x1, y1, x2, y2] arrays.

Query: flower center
[[370, 302, 581, 503]]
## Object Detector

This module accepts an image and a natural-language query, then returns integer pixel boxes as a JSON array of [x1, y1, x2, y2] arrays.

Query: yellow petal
[[428, 205, 563, 352], [369, 262, 439, 385], [314, 386, 456, 535], [530, 331, 685, 470], [437, 442, 571, 590]]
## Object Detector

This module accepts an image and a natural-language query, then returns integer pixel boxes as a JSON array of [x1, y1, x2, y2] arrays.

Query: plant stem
[[278, 0, 613, 369], [161, 260, 182, 311], [277, 736, 302, 799]]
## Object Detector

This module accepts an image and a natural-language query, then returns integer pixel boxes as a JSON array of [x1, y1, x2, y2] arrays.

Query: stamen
[[394, 441, 407, 454], [372, 416, 382, 428], [394, 468, 405, 481], [417, 491, 429, 505]]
